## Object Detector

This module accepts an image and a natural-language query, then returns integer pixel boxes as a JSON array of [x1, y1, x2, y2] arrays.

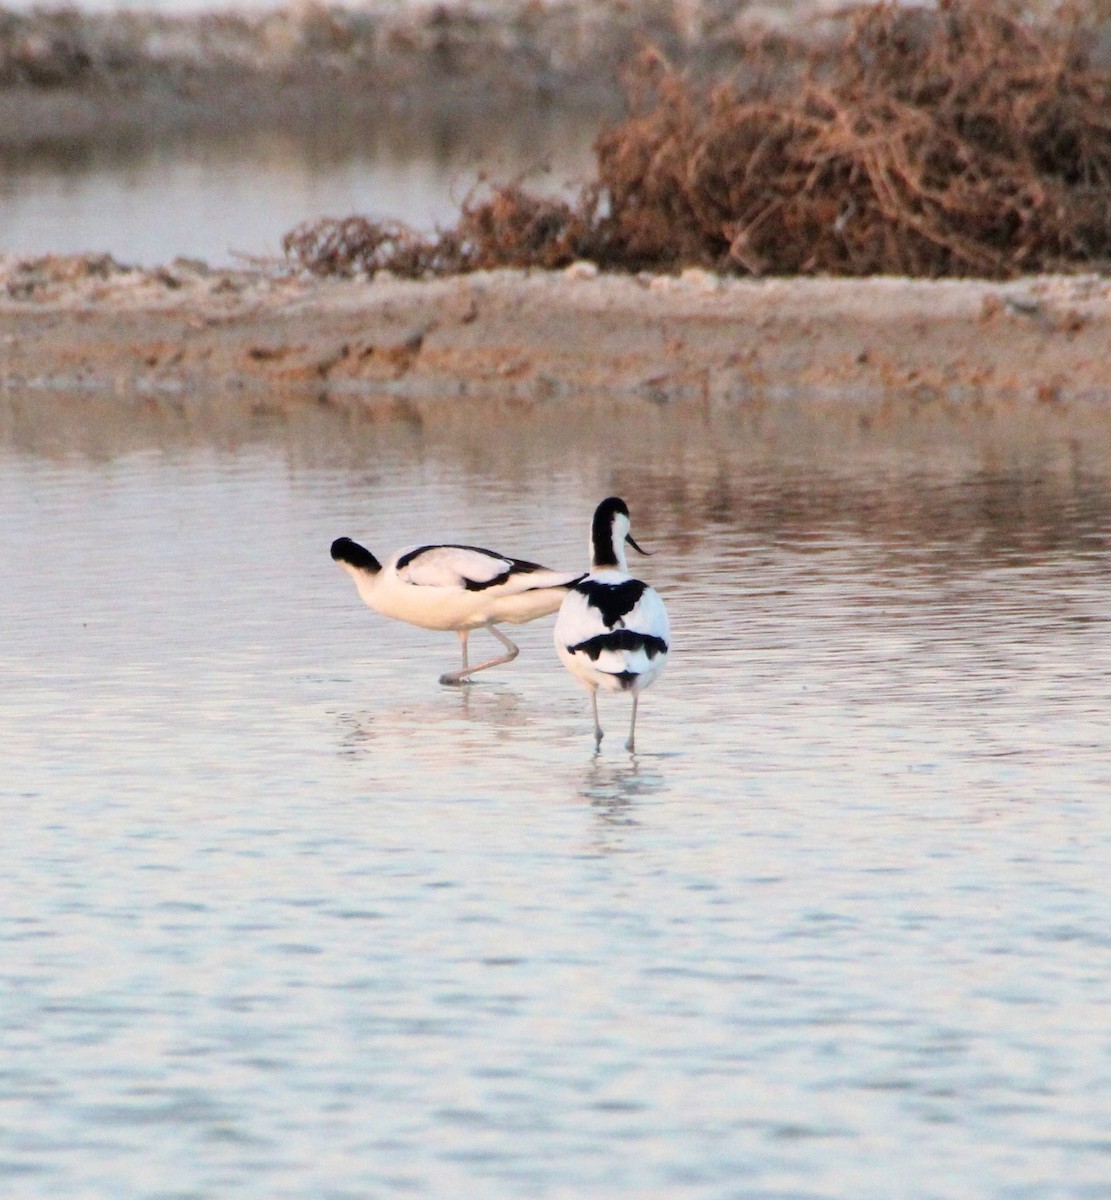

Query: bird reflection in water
[[578, 754, 669, 848], [334, 687, 531, 759]]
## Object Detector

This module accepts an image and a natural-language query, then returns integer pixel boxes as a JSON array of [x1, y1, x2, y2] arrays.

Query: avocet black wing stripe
[[568, 629, 669, 661], [395, 543, 551, 588], [466, 569, 585, 594], [396, 544, 522, 572], [462, 570, 513, 591]]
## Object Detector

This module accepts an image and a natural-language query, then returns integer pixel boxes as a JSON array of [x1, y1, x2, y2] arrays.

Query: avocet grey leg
[[625, 693, 639, 753], [440, 624, 518, 685]]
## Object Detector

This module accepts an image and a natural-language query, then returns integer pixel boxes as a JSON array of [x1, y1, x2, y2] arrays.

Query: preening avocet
[[554, 497, 670, 751], [331, 536, 583, 685]]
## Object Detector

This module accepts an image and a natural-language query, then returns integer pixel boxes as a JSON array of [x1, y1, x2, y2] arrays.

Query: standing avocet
[[331, 536, 583, 685], [554, 497, 670, 751]]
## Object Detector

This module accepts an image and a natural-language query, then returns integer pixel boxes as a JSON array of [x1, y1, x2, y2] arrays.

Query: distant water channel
[[0, 114, 599, 267], [3, 390, 1111, 1198]]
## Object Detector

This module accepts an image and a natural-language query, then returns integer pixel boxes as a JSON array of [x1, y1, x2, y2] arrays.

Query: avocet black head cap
[[591, 496, 648, 568], [595, 497, 629, 524], [331, 537, 381, 574]]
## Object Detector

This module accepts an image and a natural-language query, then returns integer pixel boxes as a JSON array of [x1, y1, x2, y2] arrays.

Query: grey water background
[[2, 391, 1111, 1197], [0, 114, 599, 267]]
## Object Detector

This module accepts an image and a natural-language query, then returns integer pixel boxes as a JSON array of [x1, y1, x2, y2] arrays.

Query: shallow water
[[0, 117, 597, 267], [3, 394, 1111, 1199]]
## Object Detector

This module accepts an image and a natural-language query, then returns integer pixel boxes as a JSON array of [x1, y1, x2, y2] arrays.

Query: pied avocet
[[554, 497, 670, 751], [331, 536, 583, 685]]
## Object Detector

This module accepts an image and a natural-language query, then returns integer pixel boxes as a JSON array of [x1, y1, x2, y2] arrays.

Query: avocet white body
[[331, 536, 582, 685], [554, 497, 670, 751]]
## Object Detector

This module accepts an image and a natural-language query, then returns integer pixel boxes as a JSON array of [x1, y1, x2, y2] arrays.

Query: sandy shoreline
[[2, 258, 1110, 446]]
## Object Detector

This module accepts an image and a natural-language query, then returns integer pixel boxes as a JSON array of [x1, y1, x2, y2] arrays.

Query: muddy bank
[[1, 256, 1109, 450]]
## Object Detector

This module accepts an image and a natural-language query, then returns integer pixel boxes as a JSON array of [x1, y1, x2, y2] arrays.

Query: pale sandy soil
[[1, 255, 1110, 450]]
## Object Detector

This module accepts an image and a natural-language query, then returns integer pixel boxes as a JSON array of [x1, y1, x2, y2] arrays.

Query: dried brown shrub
[[282, 185, 601, 278], [281, 218, 445, 278], [284, 0, 1111, 279]]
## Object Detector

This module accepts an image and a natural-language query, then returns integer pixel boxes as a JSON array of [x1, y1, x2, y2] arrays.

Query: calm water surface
[[2, 394, 1111, 1198], [0, 118, 598, 267]]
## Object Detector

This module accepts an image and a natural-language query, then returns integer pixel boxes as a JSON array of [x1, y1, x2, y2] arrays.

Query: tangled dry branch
[[284, 0, 1111, 280]]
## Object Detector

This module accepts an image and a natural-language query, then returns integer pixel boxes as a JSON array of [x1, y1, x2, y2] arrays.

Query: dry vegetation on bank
[[284, 0, 1111, 281]]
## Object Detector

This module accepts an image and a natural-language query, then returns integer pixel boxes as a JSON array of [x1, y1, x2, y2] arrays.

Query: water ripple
[[3, 405, 1111, 1197]]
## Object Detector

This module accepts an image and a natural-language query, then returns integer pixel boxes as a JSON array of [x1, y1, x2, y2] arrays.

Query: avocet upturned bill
[[331, 536, 584, 685], [554, 497, 670, 751]]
